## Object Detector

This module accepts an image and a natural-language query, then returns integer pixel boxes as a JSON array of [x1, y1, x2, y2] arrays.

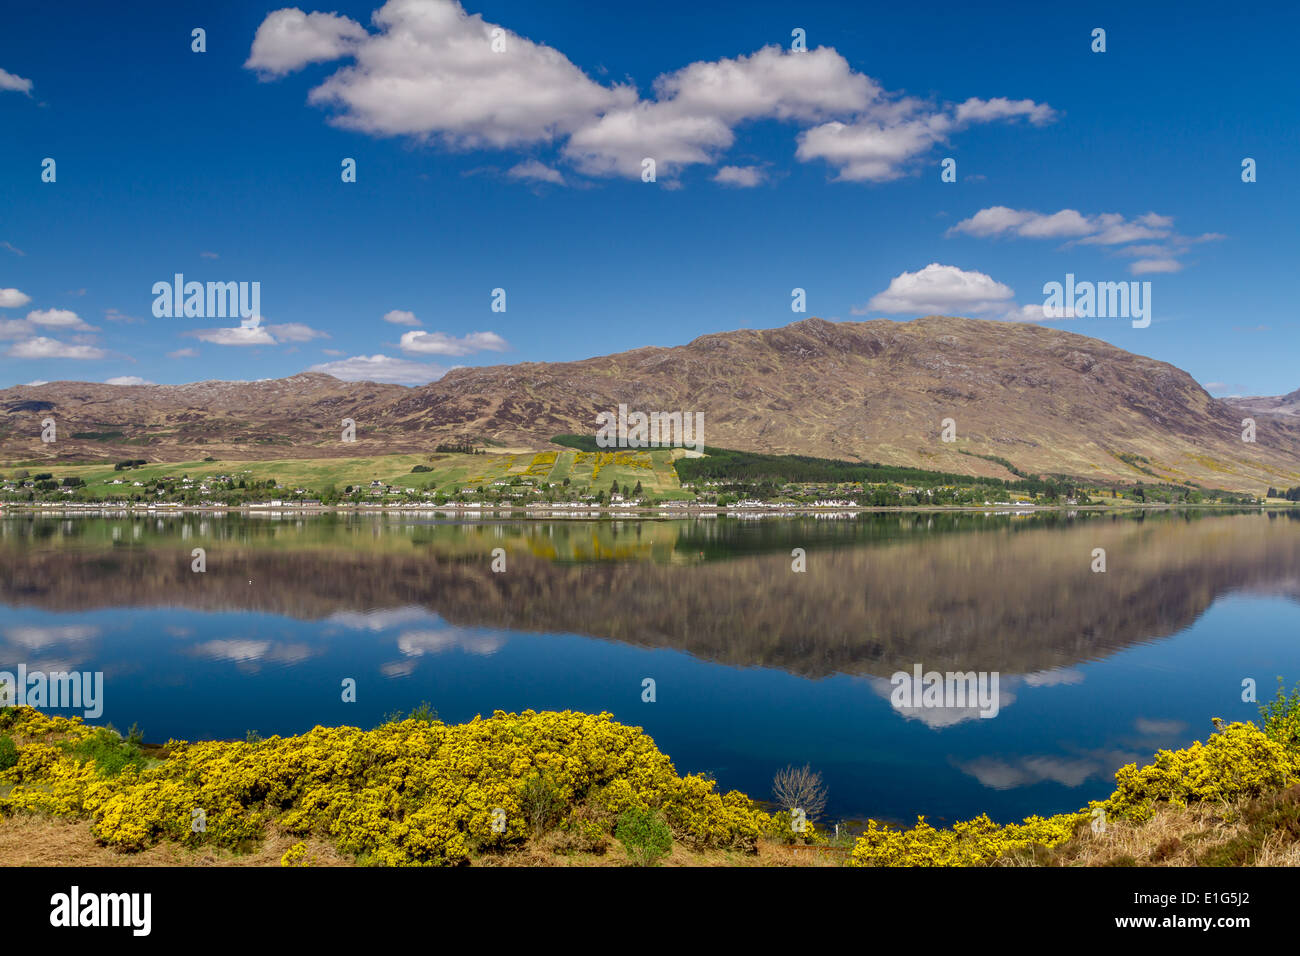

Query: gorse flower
[[0, 707, 771, 865]]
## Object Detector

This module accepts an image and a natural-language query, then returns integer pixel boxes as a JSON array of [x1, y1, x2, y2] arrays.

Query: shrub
[[850, 718, 1300, 866], [0, 735, 17, 771], [518, 771, 564, 837], [615, 807, 673, 866], [1261, 678, 1300, 752]]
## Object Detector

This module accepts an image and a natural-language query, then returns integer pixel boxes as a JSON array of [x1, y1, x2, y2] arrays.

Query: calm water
[[2, 510, 1299, 825]]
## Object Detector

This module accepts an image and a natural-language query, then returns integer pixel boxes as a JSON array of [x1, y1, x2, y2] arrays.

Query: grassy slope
[[6, 449, 690, 499]]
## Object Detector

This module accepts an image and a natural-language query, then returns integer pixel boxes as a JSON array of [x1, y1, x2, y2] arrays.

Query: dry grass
[[0, 816, 350, 867], [1005, 785, 1300, 867], [0, 811, 842, 867], [8, 788, 1300, 867]]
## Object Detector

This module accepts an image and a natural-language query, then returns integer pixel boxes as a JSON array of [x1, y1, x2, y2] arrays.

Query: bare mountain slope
[[3, 316, 1299, 492]]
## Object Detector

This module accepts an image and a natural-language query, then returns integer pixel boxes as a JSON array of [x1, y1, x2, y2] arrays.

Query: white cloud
[[1129, 257, 1182, 275], [382, 309, 421, 326], [105, 376, 154, 385], [5, 337, 108, 360], [245, 8, 369, 77], [949, 206, 1103, 240], [0, 67, 33, 95], [566, 45, 874, 177], [713, 165, 765, 187], [268, 322, 329, 342], [293, 0, 631, 147], [563, 103, 732, 177], [952, 96, 1055, 126], [399, 329, 509, 356], [166, 347, 198, 358], [1077, 211, 1172, 246], [189, 325, 277, 346], [26, 308, 95, 331], [251, 3, 1053, 183], [308, 353, 445, 385], [862, 263, 1014, 315], [507, 159, 564, 184], [949, 206, 1217, 274], [0, 288, 31, 308], [184, 321, 326, 346], [795, 118, 942, 182], [795, 93, 1054, 182], [1002, 302, 1076, 323]]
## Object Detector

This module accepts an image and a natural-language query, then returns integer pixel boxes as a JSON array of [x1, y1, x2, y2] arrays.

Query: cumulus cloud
[[382, 309, 421, 326], [268, 322, 329, 342], [399, 329, 508, 356], [308, 353, 445, 385], [713, 165, 765, 187], [0, 67, 33, 95], [1129, 258, 1182, 275], [105, 376, 154, 385], [5, 337, 108, 359], [947, 206, 1096, 240], [245, 8, 369, 77], [26, 308, 96, 331], [297, 0, 630, 147], [948, 206, 1221, 274], [188, 325, 276, 346], [506, 159, 565, 184], [185, 320, 326, 346], [952, 96, 1055, 126], [862, 262, 1015, 315], [0, 288, 31, 308], [249, 1, 1053, 182]]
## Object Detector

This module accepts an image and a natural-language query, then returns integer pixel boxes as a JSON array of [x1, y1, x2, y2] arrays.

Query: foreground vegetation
[[1, 682, 1298, 866]]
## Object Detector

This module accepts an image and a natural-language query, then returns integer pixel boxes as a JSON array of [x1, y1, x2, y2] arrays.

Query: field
[[2, 447, 691, 499]]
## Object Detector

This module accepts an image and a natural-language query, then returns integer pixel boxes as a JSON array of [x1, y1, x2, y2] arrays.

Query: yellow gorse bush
[[850, 719, 1300, 867], [0, 707, 771, 865]]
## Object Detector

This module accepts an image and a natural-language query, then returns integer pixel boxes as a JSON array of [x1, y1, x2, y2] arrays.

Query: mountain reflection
[[3, 511, 1300, 680]]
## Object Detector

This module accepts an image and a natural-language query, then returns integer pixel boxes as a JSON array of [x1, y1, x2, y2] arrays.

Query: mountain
[[3, 315, 1300, 492], [1223, 387, 1300, 419]]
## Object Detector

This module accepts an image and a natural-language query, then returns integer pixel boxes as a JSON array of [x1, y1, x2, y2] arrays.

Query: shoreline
[[0, 501, 1287, 517]]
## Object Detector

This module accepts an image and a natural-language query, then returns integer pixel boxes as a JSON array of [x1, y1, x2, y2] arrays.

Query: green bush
[[615, 807, 673, 866], [61, 727, 147, 777], [1261, 678, 1300, 752], [0, 735, 17, 771]]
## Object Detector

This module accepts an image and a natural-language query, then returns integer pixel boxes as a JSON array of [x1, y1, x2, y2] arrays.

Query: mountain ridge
[[3, 315, 1299, 492]]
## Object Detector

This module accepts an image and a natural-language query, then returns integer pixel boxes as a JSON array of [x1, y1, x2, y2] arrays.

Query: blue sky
[[1, 0, 1295, 394]]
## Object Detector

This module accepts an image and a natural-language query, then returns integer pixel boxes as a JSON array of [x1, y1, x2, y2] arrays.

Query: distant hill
[[1224, 387, 1300, 419], [3, 315, 1300, 493]]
